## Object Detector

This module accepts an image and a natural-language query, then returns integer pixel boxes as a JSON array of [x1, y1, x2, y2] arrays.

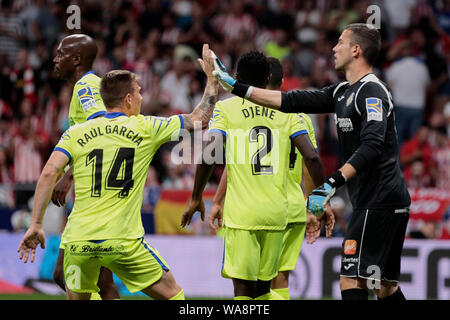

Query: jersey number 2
[[86, 147, 135, 198], [249, 126, 273, 175]]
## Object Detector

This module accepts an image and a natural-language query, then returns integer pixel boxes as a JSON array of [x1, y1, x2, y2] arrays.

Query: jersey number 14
[[86, 147, 135, 198]]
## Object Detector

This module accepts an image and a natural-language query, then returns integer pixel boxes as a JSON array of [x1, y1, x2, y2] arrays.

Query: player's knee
[[169, 284, 183, 299], [159, 271, 183, 299], [166, 277, 183, 297], [156, 281, 183, 300], [339, 276, 367, 291], [169, 288, 185, 300], [339, 276, 352, 291]]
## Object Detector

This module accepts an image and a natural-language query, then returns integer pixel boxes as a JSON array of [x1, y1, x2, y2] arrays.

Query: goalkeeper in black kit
[[208, 23, 411, 300]]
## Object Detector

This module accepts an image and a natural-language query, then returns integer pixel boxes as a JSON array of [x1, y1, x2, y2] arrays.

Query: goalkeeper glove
[[307, 171, 346, 217], [211, 52, 253, 99]]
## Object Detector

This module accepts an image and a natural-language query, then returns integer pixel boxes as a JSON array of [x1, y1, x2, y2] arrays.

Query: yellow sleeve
[[144, 114, 183, 146], [300, 113, 318, 149], [208, 102, 227, 136], [54, 128, 76, 162], [288, 113, 309, 139]]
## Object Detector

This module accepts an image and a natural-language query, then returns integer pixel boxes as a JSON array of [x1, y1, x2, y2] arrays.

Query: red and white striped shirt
[[10, 66, 37, 105], [12, 134, 42, 184], [212, 13, 258, 41]]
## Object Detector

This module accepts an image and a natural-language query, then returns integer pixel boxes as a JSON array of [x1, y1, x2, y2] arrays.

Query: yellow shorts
[[63, 237, 169, 293], [278, 222, 306, 271], [221, 226, 283, 281]]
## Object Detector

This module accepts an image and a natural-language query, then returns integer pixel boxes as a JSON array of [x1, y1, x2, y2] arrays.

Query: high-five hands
[[210, 52, 237, 92]]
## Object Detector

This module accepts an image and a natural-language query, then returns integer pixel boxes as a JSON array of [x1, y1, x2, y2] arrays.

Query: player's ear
[[72, 53, 81, 67], [126, 92, 135, 111], [352, 44, 361, 58]]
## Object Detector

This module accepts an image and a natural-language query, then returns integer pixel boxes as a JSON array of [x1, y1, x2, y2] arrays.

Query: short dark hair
[[100, 70, 138, 108], [236, 51, 270, 89], [267, 57, 283, 89], [344, 23, 381, 66]]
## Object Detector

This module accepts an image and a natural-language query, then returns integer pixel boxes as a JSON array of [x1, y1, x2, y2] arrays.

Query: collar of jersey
[[104, 112, 127, 119], [348, 72, 374, 87], [81, 70, 95, 79]]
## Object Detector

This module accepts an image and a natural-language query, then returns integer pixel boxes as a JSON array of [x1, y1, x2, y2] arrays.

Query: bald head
[[54, 34, 98, 81], [61, 34, 98, 68]]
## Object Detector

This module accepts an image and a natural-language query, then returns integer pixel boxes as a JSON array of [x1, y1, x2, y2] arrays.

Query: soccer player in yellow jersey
[[206, 57, 335, 300], [181, 52, 327, 300], [17, 45, 219, 299], [266, 58, 335, 299], [51, 34, 118, 299]]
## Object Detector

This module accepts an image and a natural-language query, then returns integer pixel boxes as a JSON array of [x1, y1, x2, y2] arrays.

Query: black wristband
[[325, 171, 346, 189], [231, 81, 250, 98]]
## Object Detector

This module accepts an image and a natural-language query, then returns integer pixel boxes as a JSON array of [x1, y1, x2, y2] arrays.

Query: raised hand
[[210, 51, 237, 92], [197, 44, 216, 80]]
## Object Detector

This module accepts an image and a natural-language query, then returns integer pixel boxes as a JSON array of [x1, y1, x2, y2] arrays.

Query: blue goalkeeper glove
[[211, 55, 235, 91], [307, 171, 346, 217], [211, 52, 252, 98]]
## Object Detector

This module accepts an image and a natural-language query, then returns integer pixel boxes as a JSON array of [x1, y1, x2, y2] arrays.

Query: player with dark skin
[[52, 34, 120, 299], [210, 24, 411, 300]]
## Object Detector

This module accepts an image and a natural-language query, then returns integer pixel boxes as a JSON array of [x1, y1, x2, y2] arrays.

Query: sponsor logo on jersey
[[336, 117, 353, 132], [366, 97, 382, 122], [77, 86, 97, 111], [344, 239, 357, 255]]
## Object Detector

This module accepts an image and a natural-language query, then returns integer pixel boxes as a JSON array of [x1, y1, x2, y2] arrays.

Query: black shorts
[[340, 207, 409, 282]]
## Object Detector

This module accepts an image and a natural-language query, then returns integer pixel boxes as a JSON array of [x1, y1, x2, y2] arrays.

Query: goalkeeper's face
[[332, 30, 354, 72]]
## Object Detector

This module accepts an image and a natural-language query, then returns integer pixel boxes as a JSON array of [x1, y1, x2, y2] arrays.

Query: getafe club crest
[[346, 92, 355, 107]]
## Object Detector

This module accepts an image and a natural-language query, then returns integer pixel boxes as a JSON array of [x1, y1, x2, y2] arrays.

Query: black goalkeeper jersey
[[280, 73, 411, 210]]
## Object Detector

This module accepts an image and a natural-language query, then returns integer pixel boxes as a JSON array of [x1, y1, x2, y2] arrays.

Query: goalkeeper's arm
[[210, 50, 334, 114]]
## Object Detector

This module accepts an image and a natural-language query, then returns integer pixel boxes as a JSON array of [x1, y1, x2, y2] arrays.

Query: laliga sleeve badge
[[366, 97, 383, 122]]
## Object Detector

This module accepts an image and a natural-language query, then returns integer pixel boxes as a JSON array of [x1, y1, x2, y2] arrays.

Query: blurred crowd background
[[0, 0, 449, 239]]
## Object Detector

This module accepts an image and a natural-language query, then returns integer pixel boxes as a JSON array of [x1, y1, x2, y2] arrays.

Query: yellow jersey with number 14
[[55, 112, 183, 243], [208, 97, 308, 231]]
